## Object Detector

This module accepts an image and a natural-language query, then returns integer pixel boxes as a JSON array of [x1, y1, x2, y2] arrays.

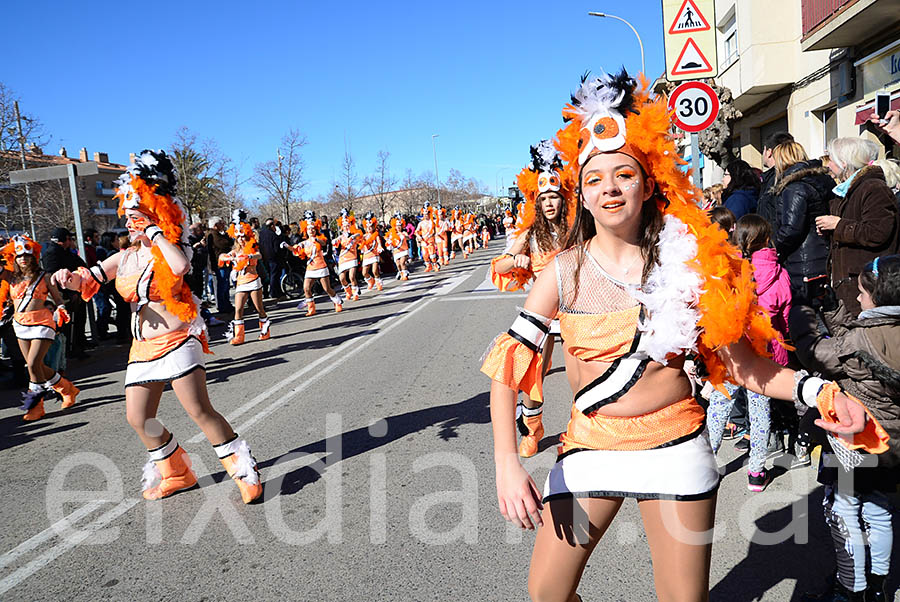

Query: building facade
[[714, 0, 899, 167]]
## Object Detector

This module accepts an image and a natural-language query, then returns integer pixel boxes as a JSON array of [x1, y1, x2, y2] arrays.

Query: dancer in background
[[219, 209, 271, 345], [53, 150, 262, 503], [1, 235, 78, 421], [386, 212, 410, 280], [333, 208, 362, 301], [436, 206, 451, 265], [415, 202, 440, 272], [360, 212, 384, 291], [290, 215, 343, 316], [489, 139, 575, 457]]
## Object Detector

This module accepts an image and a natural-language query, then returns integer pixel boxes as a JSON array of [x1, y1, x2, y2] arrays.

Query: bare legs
[[18, 339, 53, 383], [234, 290, 267, 321], [528, 495, 716, 602], [125, 368, 235, 449]]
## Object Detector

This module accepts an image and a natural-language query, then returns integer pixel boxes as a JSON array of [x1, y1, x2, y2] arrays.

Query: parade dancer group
[[481, 70, 885, 601]]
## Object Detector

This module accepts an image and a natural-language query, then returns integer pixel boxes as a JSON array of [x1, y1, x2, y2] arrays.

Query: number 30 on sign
[[667, 81, 719, 133]]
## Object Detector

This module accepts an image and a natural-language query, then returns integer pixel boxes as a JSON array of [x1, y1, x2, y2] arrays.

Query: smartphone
[[876, 91, 891, 120]]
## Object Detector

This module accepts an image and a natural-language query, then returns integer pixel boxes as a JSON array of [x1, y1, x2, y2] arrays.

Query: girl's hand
[[51, 269, 81, 291], [816, 392, 868, 437], [815, 215, 840, 233], [495, 453, 543, 530], [513, 253, 531, 270]]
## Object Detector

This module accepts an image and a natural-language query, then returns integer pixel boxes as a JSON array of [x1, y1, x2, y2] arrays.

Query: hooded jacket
[[750, 247, 791, 366], [773, 162, 833, 286], [789, 301, 900, 487], [723, 188, 758, 220], [828, 165, 900, 314]]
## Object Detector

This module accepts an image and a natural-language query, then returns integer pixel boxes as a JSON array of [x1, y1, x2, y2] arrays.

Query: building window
[[95, 180, 104, 194], [719, 10, 737, 68], [823, 107, 838, 152]]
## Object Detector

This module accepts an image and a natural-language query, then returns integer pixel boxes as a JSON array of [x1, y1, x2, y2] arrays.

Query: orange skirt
[[13, 309, 56, 340], [125, 329, 207, 387]]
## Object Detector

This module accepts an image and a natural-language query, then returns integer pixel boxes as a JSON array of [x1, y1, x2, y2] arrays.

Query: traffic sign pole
[[691, 133, 701, 189]]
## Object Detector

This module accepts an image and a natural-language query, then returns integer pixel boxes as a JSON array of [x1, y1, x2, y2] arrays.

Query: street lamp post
[[431, 134, 441, 207], [588, 12, 645, 75]]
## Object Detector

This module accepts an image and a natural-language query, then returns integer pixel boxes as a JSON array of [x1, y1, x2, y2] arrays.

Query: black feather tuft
[[131, 149, 178, 197], [609, 67, 638, 115]]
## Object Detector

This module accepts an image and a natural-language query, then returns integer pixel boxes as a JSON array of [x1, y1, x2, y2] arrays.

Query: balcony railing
[[801, 0, 855, 37]]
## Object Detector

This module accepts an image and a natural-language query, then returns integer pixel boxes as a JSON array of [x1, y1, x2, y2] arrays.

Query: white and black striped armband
[[88, 265, 109, 286], [793, 370, 829, 408], [506, 309, 552, 353]]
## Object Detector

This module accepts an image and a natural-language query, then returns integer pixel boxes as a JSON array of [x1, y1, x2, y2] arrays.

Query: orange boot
[[375, 278, 383, 291], [227, 320, 245, 345], [351, 285, 360, 300], [517, 404, 544, 458], [214, 436, 262, 504], [258, 317, 271, 341], [366, 277, 375, 290], [142, 437, 198, 500], [305, 299, 316, 317], [21, 385, 46, 421], [48, 373, 79, 409], [332, 295, 344, 312]]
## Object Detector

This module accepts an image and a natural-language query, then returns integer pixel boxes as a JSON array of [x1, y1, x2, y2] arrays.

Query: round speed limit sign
[[668, 81, 720, 133]]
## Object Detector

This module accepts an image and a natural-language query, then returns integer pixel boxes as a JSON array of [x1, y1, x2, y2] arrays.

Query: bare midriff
[[117, 249, 188, 340], [564, 344, 693, 417]]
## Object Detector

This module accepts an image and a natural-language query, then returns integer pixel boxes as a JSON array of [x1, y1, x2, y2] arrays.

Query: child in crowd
[[706, 215, 792, 491], [791, 256, 900, 602], [709, 205, 736, 236]]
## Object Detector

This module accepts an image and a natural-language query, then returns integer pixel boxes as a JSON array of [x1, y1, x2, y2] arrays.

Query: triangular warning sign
[[668, 0, 711, 34], [671, 38, 714, 76]]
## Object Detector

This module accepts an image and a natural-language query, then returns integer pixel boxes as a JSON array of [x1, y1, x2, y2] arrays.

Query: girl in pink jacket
[[707, 214, 792, 491]]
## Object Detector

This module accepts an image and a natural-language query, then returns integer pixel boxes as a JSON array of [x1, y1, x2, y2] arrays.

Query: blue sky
[[5, 1, 665, 203]]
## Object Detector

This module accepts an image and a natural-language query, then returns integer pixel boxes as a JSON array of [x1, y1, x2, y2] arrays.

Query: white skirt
[[362, 256, 379, 267], [305, 267, 329, 279], [543, 429, 720, 502], [13, 321, 56, 341], [125, 336, 206, 387], [393, 251, 408, 261], [235, 278, 263, 293], [338, 260, 358, 273]]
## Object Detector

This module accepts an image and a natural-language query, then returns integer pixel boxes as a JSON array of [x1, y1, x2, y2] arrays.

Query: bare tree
[[252, 129, 308, 223], [363, 149, 397, 221], [170, 127, 230, 222], [333, 143, 359, 212]]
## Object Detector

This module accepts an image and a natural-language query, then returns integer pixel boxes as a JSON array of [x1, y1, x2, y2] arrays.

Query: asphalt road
[[0, 240, 896, 601]]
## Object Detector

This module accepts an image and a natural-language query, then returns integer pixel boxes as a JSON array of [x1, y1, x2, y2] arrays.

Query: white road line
[[232, 269, 474, 434], [438, 293, 526, 302], [0, 501, 104, 571], [189, 269, 471, 443], [0, 498, 139, 596]]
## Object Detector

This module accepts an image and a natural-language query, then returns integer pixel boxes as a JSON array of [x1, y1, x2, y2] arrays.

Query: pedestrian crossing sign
[[662, 0, 717, 81], [668, 0, 711, 34]]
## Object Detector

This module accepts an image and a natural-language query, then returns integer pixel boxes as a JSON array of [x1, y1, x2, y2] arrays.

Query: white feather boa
[[230, 440, 260, 485], [629, 215, 703, 364]]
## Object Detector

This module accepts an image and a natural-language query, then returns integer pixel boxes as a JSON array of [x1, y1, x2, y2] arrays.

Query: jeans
[[707, 382, 771, 473], [215, 267, 234, 312], [824, 486, 894, 592], [94, 293, 111, 336]]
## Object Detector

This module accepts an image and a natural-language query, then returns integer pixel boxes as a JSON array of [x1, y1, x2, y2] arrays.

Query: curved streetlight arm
[[588, 12, 645, 75]]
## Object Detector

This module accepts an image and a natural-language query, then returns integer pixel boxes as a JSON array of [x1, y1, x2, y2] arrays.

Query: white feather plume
[[230, 440, 259, 485], [629, 215, 703, 364], [141, 459, 161, 491], [569, 73, 627, 121]]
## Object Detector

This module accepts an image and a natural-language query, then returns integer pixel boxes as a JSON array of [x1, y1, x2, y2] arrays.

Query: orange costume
[[2, 235, 78, 420], [334, 210, 363, 301], [72, 149, 262, 504], [415, 203, 440, 272], [435, 207, 451, 265], [288, 213, 344, 316], [219, 210, 271, 344], [359, 212, 384, 291], [385, 213, 411, 281], [483, 71, 889, 503]]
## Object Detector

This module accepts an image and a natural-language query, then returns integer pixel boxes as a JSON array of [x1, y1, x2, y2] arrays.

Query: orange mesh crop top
[[11, 275, 48, 302], [116, 268, 164, 303], [555, 246, 642, 363]]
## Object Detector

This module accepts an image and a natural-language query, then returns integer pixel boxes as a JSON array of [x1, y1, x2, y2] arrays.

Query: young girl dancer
[[436, 206, 451, 265], [386, 213, 410, 281], [482, 226, 491, 249], [1, 236, 78, 421], [415, 202, 440, 272], [219, 210, 271, 345], [481, 71, 882, 602], [53, 150, 262, 503], [359, 212, 384, 291], [333, 209, 362, 301], [290, 217, 343, 316], [792, 256, 900, 602], [706, 214, 792, 492], [490, 139, 574, 458]]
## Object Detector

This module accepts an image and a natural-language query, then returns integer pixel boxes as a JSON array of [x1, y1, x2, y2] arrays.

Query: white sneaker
[[208, 317, 225, 326]]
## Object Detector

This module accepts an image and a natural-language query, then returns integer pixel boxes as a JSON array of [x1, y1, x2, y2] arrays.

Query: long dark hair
[[732, 214, 771, 259], [563, 163, 664, 297], [13, 254, 40, 281], [531, 192, 569, 253], [724, 159, 761, 200]]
